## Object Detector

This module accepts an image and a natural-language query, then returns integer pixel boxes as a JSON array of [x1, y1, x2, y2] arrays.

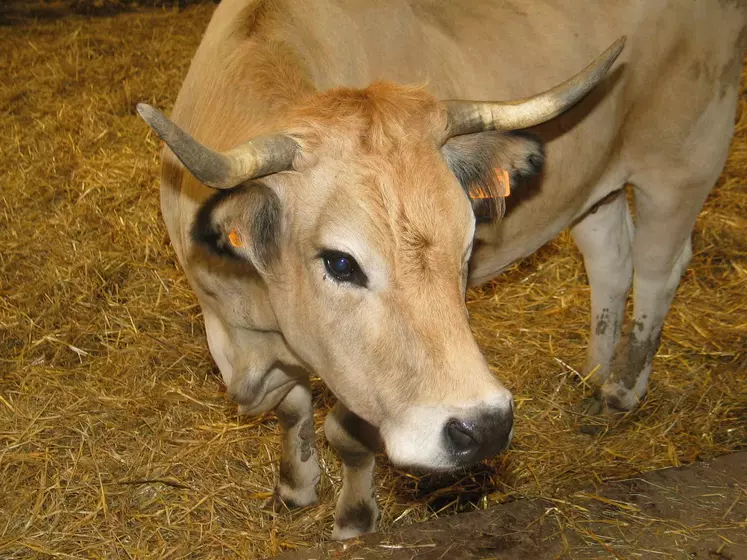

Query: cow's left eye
[[321, 250, 367, 287]]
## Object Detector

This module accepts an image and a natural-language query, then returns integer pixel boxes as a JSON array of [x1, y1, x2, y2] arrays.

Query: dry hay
[[0, 4, 745, 559]]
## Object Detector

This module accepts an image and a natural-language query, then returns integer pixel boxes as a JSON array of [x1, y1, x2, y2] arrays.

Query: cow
[[137, 0, 745, 540]]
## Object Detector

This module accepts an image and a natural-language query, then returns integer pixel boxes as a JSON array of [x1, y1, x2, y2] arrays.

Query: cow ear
[[442, 131, 544, 220], [191, 182, 282, 272]]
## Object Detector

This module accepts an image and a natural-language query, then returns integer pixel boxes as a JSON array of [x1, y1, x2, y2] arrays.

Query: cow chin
[[379, 397, 514, 472]]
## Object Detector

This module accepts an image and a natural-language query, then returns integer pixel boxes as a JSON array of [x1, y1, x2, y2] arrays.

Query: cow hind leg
[[598, 187, 700, 410], [598, 167, 725, 412], [325, 402, 381, 540], [572, 189, 634, 388], [596, 78, 738, 411]]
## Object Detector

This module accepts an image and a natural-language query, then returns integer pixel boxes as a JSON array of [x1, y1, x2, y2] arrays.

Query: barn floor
[[1, 2, 745, 559], [276, 451, 747, 560]]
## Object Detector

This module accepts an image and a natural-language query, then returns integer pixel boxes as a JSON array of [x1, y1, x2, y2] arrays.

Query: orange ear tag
[[467, 169, 511, 199], [496, 168, 511, 197], [468, 184, 490, 200], [228, 228, 244, 248]]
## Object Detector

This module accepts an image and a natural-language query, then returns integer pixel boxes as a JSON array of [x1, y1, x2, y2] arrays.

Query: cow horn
[[444, 36, 626, 137], [136, 104, 297, 189]]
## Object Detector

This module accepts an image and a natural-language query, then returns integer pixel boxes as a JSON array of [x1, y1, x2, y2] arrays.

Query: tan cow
[[138, 0, 745, 539]]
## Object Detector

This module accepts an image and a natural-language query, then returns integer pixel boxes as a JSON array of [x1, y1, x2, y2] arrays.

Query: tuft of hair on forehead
[[287, 81, 447, 154]]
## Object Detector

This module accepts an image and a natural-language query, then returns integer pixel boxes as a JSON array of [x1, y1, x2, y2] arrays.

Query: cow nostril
[[445, 419, 478, 453]]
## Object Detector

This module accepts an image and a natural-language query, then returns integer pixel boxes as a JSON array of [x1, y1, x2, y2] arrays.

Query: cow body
[[151, 0, 745, 539]]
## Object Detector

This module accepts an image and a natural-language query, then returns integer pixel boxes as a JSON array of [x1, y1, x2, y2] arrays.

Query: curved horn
[[136, 104, 298, 189], [444, 36, 626, 137]]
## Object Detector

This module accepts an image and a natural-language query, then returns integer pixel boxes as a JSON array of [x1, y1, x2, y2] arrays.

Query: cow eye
[[321, 250, 367, 287]]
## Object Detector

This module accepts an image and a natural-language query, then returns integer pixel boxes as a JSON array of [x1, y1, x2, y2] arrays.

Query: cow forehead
[[284, 82, 473, 264], [311, 150, 475, 265], [288, 82, 448, 154]]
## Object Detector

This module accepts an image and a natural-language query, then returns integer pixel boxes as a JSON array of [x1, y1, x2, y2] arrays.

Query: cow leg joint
[[325, 402, 381, 540], [597, 324, 662, 411]]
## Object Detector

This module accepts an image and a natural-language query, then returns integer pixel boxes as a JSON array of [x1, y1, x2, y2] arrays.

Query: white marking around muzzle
[[380, 390, 513, 471]]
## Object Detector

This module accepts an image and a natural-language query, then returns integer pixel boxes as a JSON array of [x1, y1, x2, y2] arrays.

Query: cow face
[[152, 83, 544, 471]]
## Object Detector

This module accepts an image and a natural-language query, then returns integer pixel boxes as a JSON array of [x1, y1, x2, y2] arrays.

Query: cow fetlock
[[325, 402, 381, 540], [270, 382, 320, 510], [596, 325, 661, 411]]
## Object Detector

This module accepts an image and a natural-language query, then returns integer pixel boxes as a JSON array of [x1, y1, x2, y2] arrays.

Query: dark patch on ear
[[442, 131, 544, 222], [251, 188, 282, 268], [192, 191, 235, 258], [191, 181, 282, 270], [507, 131, 545, 185]]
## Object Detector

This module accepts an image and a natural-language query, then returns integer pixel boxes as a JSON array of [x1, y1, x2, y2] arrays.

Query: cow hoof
[[599, 382, 643, 412], [331, 523, 374, 541], [578, 396, 626, 435], [331, 498, 379, 540], [331, 525, 366, 541], [581, 365, 610, 388], [264, 486, 317, 512], [579, 397, 607, 435], [581, 396, 605, 416]]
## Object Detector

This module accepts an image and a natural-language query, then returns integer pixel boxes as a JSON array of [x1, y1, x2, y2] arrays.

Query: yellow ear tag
[[228, 228, 244, 248], [468, 169, 511, 200]]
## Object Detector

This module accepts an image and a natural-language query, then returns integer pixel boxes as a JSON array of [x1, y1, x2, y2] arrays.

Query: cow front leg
[[271, 380, 321, 509], [571, 189, 633, 388], [324, 402, 381, 540]]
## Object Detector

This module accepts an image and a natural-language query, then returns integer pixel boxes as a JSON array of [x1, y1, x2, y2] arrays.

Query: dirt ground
[[277, 452, 747, 560], [1, 2, 745, 559]]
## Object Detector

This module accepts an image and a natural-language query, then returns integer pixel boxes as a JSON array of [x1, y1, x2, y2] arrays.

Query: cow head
[[138, 38, 624, 471]]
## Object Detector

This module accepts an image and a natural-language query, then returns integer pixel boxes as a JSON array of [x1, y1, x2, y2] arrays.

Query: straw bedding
[[1, 2, 745, 558]]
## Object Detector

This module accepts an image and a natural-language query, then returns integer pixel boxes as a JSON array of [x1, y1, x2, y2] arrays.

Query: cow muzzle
[[380, 390, 514, 472], [443, 405, 514, 465]]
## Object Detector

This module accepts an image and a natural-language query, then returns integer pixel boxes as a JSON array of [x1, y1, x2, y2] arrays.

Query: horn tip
[[611, 36, 627, 57], [136, 103, 159, 123]]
